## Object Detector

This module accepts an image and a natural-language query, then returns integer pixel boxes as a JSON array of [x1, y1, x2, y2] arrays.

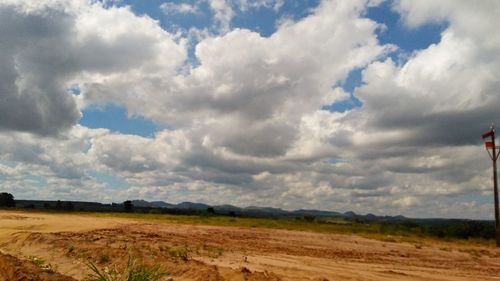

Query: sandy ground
[[1, 210, 500, 281]]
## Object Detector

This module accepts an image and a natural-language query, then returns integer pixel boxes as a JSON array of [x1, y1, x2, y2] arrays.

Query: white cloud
[[207, 0, 285, 33], [160, 2, 200, 15], [1, 0, 499, 219], [0, 0, 186, 135], [236, 0, 284, 12], [80, 0, 390, 156], [208, 0, 234, 33]]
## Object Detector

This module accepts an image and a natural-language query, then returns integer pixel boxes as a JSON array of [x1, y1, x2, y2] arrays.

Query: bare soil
[[1, 210, 500, 280]]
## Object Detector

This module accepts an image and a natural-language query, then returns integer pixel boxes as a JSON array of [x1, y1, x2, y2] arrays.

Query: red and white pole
[[482, 125, 500, 247]]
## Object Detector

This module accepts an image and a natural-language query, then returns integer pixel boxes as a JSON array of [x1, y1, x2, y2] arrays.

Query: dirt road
[[1, 210, 499, 280]]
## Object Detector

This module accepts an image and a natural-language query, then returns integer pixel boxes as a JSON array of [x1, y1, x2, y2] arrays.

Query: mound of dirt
[[0, 253, 76, 281]]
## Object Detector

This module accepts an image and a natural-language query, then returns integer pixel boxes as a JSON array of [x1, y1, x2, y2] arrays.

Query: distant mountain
[[365, 213, 377, 220], [13, 199, 493, 226], [132, 200, 209, 210], [127, 200, 407, 222], [344, 211, 356, 218], [243, 206, 288, 217], [214, 204, 242, 213], [131, 200, 175, 208], [176, 202, 210, 210], [292, 209, 343, 217]]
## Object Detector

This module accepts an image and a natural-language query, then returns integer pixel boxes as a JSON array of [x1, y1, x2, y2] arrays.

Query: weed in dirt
[[28, 255, 45, 267], [86, 256, 167, 281], [167, 246, 191, 261], [28, 255, 55, 273], [203, 245, 224, 258], [158, 245, 169, 252], [99, 254, 110, 264]]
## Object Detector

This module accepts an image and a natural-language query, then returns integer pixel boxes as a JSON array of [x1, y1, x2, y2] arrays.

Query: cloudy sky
[[1, 0, 499, 219]]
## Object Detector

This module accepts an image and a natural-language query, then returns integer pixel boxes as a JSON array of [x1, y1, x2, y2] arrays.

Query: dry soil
[[1, 210, 500, 281]]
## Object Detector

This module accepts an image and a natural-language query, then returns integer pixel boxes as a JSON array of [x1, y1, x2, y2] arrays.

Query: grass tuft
[[86, 255, 167, 281], [167, 246, 190, 261], [28, 255, 55, 273]]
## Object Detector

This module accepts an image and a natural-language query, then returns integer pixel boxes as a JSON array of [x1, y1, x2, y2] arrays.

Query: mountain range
[[131, 200, 407, 222]]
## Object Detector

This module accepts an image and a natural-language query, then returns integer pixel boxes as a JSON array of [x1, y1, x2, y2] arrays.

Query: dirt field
[[1, 210, 500, 280]]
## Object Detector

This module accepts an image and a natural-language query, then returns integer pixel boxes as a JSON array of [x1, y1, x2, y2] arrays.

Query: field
[[1, 210, 500, 280]]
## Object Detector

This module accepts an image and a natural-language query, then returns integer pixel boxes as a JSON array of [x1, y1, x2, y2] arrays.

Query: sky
[[0, 0, 499, 219]]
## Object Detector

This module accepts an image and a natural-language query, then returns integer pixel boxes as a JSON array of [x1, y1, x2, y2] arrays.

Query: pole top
[[492, 123, 496, 132]]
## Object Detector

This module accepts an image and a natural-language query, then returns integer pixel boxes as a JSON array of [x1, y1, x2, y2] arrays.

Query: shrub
[[303, 215, 315, 222], [86, 256, 166, 281], [123, 201, 134, 213], [426, 221, 495, 240], [0, 192, 15, 207]]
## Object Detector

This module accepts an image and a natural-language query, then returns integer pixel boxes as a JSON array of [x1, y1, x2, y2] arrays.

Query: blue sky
[[1, 0, 498, 219], [84, 0, 447, 135]]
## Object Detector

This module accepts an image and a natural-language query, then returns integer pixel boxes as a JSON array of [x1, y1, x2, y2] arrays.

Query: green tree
[[123, 200, 133, 212], [0, 192, 15, 207]]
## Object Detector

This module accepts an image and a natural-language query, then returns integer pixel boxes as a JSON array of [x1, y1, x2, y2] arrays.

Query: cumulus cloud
[[0, 3, 79, 135], [81, 0, 391, 158], [349, 0, 500, 153], [160, 2, 200, 15], [1, 0, 499, 219], [0, 0, 186, 135], [207, 0, 285, 33], [312, 0, 500, 217], [236, 0, 284, 12], [208, 0, 234, 33]]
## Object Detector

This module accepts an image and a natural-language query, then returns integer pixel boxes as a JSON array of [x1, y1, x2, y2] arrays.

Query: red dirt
[[0, 253, 76, 281], [1, 211, 500, 280]]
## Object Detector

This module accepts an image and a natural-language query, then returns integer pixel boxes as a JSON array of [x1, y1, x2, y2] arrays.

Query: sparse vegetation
[[86, 256, 166, 281], [87, 212, 495, 245], [28, 255, 55, 273], [4, 197, 496, 245], [203, 245, 224, 258], [427, 221, 495, 240], [167, 245, 191, 261], [28, 255, 45, 267]]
